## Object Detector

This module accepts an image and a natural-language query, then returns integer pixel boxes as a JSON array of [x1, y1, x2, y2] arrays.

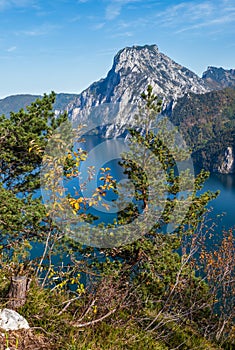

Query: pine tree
[[94, 85, 219, 337], [0, 92, 67, 249]]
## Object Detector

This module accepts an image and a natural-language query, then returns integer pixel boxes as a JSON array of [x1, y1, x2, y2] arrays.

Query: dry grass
[[0, 329, 54, 350]]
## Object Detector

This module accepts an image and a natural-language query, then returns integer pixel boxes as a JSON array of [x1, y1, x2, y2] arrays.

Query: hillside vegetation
[[170, 87, 235, 170]]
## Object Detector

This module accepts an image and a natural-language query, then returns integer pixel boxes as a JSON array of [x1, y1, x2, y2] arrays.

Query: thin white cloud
[[155, 0, 235, 34], [69, 15, 81, 23], [93, 22, 106, 30], [110, 31, 133, 38], [224, 7, 235, 12], [96, 47, 119, 56], [156, 1, 213, 25], [0, 0, 8, 10], [100, 0, 235, 40], [0, 0, 36, 11], [12, 0, 35, 5], [117, 17, 152, 30], [16, 24, 60, 37], [106, 5, 120, 20], [6, 46, 17, 52], [105, 0, 141, 20]]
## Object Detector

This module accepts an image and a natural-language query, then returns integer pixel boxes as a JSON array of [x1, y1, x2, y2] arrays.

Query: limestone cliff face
[[216, 147, 235, 174], [67, 45, 211, 136]]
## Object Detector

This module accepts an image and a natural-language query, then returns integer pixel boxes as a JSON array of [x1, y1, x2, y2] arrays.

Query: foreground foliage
[[0, 89, 234, 349]]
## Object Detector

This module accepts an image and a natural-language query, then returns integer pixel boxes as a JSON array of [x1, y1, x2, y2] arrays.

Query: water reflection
[[214, 173, 235, 191]]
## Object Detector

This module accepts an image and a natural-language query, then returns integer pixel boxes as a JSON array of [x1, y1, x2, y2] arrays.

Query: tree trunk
[[8, 275, 31, 309]]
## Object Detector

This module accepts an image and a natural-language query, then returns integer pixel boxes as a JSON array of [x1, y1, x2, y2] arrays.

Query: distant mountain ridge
[[202, 66, 235, 89], [0, 93, 79, 118], [0, 94, 41, 117]]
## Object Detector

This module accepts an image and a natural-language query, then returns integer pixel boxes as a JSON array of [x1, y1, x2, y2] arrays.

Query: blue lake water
[[66, 136, 235, 238], [203, 172, 235, 232], [35, 135, 235, 261]]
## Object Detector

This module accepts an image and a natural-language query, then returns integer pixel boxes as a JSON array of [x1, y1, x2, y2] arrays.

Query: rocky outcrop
[[202, 66, 235, 89], [0, 308, 29, 331], [216, 147, 235, 174]]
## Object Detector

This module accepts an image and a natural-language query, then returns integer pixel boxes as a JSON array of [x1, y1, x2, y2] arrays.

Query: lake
[[64, 136, 235, 242], [36, 134, 235, 261]]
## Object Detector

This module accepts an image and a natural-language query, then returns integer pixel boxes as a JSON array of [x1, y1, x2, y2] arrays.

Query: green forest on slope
[[170, 87, 235, 171]]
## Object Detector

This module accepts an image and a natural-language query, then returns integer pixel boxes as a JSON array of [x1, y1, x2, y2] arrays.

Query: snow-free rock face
[[216, 147, 235, 174], [68, 45, 211, 136], [0, 308, 30, 331], [202, 66, 235, 89]]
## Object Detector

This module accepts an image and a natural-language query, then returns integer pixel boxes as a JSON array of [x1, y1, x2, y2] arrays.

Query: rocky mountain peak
[[107, 44, 211, 98], [68, 44, 211, 126], [67, 45, 217, 136], [113, 44, 159, 74], [66, 44, 214, 137], [202, 66, 235, 89]]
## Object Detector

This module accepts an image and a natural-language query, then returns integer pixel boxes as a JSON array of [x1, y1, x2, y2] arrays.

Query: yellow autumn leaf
[[74, 202, 80, 210]]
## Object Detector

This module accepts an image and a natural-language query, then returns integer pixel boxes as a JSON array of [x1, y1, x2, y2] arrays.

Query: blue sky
[[0, 0, 234, 98]]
